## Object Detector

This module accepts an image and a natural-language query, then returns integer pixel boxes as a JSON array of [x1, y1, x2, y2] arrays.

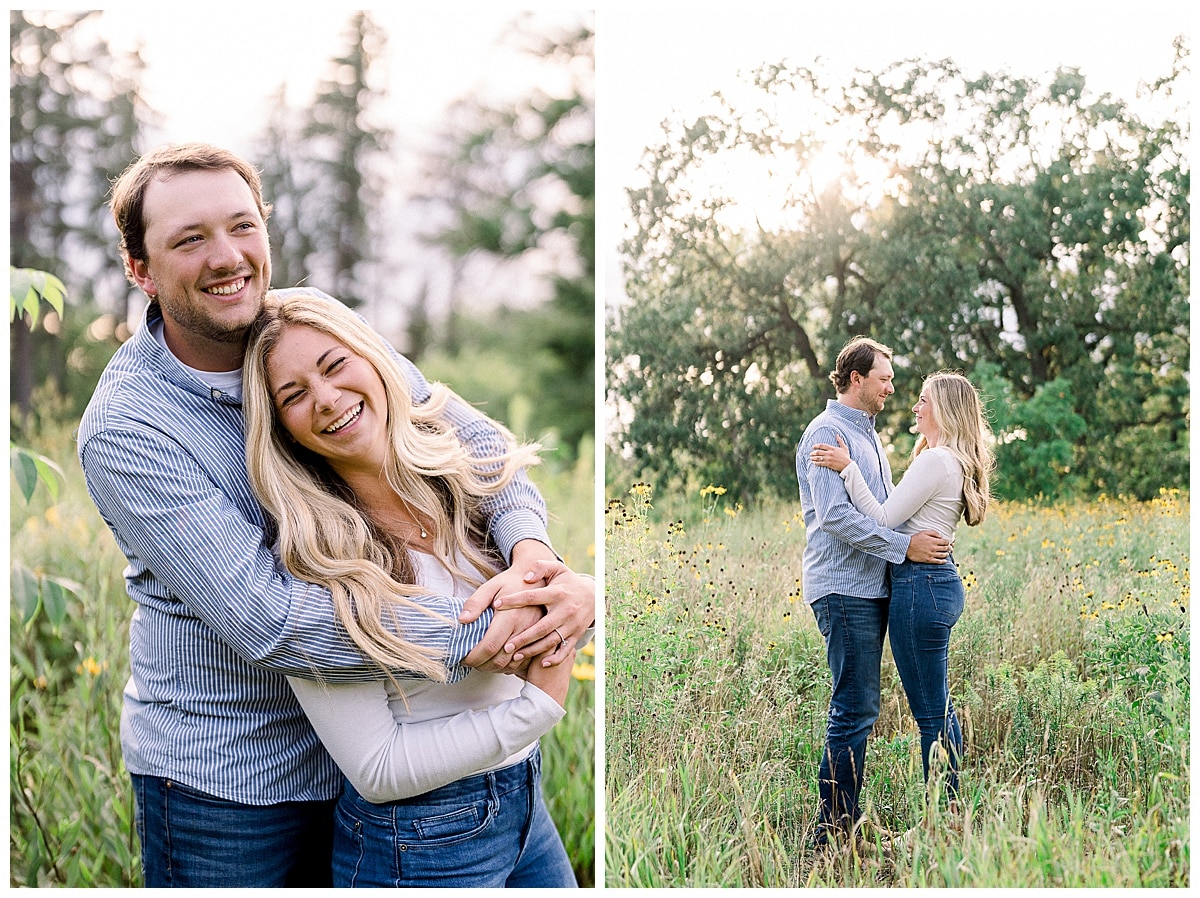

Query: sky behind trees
[[78, 4, 1188, 307], [94, 8, 583, 159], [599, 2, 1189, 298]]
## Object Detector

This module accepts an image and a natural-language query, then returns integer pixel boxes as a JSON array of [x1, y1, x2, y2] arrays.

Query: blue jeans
[[810, 592, 888, 840], [331, 746, 576, 888], [888, 559, 965, 798], [131, 774, 335, 886]]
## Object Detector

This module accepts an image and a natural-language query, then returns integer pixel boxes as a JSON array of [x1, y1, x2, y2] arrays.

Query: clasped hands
[[459, 539, 595, 674]]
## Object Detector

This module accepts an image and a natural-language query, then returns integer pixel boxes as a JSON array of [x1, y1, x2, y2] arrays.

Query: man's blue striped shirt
[[795, 399, 911, 603]]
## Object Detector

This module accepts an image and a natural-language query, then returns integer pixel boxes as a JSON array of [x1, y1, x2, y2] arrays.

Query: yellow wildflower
[[76, 657, 106, 677], [572, 662, 596, 682]]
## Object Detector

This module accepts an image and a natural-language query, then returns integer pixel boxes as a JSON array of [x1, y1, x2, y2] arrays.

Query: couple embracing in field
[[78, 142, 594, 888], [795, 336, 996, 854]]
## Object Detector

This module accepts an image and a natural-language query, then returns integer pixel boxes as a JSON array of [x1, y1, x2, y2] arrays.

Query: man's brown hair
[[829, 336, 893, 394]]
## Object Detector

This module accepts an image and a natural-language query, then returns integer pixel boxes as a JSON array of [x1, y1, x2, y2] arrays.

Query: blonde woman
[[242, 292, 588, 887], [812, 371, 994, 802]]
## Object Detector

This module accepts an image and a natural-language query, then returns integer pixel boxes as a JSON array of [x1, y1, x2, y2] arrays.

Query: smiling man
[[77, 143, 593, 887], [123, 165, 270, 371]]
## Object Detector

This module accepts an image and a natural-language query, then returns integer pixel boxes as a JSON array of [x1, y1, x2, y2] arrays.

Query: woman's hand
[[459, 540, 556, 675], [811, 434, 851, 472], [456, 557, 592, 672], [491, 560, 594, 666], [519, 646, 576, 708]]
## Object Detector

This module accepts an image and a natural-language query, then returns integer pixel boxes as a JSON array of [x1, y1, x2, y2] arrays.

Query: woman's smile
[[324, 401, 364, 434], [267, 325, 390, 473]]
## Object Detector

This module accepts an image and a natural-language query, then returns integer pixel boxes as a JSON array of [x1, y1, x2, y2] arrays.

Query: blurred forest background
[[11, 9, 594, 462], [607, 39, 1188, 503]]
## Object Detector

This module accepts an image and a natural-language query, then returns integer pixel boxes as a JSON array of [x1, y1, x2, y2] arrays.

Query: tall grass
[[9, 411, 596, 887], [605, 483, 1188, 887]]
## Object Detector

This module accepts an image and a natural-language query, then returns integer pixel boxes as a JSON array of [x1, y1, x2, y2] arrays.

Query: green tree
[[10, 11, 146, 416], [842, 52, 1189, 495], [255, 85, 317, 293], [300, 11, 392, 307], [610, 43, 1188, 501], [417, 16, 595, 457], [973, 363, 1088, 500], [9, 268, 86, 630], [256, 11, 392, 308]]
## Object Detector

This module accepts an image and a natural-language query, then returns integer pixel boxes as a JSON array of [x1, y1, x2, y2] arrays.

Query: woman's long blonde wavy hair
[[913, 371, 995, 527], [242, 292, 542, 681]]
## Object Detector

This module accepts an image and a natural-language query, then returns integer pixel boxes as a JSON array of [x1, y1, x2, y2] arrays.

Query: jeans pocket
[[812, 596, 831, 638], [922, 571, 965, 625], [332, 801, 367, 885], [411, 803, 489, 841]]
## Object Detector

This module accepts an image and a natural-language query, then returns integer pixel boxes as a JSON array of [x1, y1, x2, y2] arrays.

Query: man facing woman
[[241, 291, 587, 887], [812, 369, 995, 808]]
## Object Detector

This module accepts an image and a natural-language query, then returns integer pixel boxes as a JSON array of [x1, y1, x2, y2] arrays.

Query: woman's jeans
[[888, 559, 965, 798], [331, 746, 576, 888], [811, 592, 888, 840], [131, 773, 336, 886]]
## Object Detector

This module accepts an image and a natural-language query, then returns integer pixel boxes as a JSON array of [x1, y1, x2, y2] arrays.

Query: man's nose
[[207, 233, 242, 270]]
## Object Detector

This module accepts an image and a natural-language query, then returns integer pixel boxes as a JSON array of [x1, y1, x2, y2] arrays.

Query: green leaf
[[42, 576, 84, 630], [22, 287, 41, 326], [37, 272, 68, 315], [9, 267, 33, 321], [33, 455, 63, 503], [9, 444, 64, 503], [11, 446, 40, 502], [9, 266, 68, 326], [41, 579, 69, 630], [11, 563, 42, 626]]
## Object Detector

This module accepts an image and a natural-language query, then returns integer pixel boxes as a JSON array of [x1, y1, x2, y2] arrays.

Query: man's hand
[[907, 529, 952, 563], [457, 539, 594, 670], [459, 538, 558, 624], [462, 605, 542, 673]]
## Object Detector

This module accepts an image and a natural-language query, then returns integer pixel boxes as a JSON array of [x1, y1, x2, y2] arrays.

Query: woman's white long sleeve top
[[839, 446, 964, 538]]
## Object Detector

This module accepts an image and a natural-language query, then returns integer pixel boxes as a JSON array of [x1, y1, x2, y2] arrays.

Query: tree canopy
[[10, 11, 144, 417], [416, 17, 595, 457], [608, 42, 1189, 502], [255, 11, 393, 307]]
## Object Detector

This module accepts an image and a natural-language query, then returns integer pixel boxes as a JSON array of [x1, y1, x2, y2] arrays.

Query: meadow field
[[605, 482, 1189, 887], [9, 410, 596, 888]]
